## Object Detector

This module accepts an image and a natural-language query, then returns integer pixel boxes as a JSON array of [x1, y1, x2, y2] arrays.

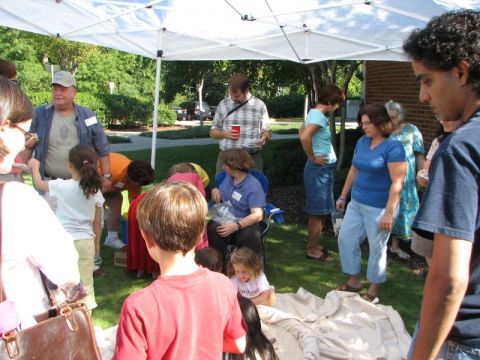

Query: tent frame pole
[[150, 28, 165, 169]]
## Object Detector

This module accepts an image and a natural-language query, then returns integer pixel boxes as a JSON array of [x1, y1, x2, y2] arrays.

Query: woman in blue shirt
[[208, 149, 266, 266], [299, 84, 344, 261], [336, 104, 406, 303]]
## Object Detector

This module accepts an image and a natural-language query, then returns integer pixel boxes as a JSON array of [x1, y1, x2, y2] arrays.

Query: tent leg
[[150, 55, 162, 169]]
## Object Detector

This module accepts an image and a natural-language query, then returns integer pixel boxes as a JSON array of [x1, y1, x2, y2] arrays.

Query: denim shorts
[[409, 322, 480, 359], [303, 160, 335, 216]]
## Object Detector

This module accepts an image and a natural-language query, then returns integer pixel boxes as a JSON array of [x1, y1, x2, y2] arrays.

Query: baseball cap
[[51, 71, 76, 88]]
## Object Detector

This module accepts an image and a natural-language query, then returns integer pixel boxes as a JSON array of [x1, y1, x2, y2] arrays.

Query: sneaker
[[94, 256, 102, 266], [93, 264, 100, 272], [105, 238, 126, 249]]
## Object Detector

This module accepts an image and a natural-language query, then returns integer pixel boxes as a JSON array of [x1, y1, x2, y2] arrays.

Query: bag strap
[[0, 182, 6, 303], [223, 96, 251, 122]]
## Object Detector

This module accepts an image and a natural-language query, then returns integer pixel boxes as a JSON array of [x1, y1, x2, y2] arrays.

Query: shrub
[[266, 129, 364, 195], [27, 91, 52, 107], [265, 94, 304, 118], [76, 93, 109, 127], [100, 94, 151, 128], [265, 139, 306, 187], [153, 103, 176, 126]]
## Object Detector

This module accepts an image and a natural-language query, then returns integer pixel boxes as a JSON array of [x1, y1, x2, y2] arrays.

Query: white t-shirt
[[1, 182, 80, 327], [49, 179, 104, 240], [231, 272, 271, 299]]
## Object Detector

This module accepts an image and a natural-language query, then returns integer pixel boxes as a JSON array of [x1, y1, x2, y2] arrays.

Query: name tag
[[85, 116, 98, 127], [114, 182, 124, 189], [232, 191, 242, 202]]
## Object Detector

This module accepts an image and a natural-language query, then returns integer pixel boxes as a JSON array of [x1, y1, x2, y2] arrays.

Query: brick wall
[[365, 61, 438, 148]]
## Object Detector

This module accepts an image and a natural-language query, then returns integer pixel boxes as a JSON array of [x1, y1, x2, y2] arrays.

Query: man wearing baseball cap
[[27, 70, 111, 191]]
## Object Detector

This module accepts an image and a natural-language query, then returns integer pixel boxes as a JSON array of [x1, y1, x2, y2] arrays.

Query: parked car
[[176, 101, 212, 120]]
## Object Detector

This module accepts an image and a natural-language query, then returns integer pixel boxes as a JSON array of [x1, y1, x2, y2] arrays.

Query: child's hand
[[28, 158, 40, 170], [13, 162, 31, 173]]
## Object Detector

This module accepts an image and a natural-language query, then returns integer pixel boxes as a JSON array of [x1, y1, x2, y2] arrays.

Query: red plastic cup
[[231, 125, 241, 139]]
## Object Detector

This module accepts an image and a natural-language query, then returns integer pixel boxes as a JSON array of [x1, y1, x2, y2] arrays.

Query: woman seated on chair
[[207, 149, 266, 265]]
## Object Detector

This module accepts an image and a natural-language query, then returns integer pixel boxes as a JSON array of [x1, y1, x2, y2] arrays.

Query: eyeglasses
[[11, 123, 37, 142]]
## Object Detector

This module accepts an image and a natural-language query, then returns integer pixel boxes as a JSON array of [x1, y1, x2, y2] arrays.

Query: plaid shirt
[[211, 93, 270, 151]]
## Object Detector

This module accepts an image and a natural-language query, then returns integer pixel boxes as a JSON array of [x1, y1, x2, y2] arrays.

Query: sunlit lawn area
[[90, 141, 424, 334]]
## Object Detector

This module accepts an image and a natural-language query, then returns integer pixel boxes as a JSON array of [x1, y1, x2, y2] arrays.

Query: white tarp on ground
[[94, 289, 412, 359], [1, 0, 480, 63], [259, 289, 412, 360]]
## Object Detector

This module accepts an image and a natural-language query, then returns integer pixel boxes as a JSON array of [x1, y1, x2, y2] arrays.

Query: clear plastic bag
[[331, 209, 344, 236], [208, 201, 240, 224]]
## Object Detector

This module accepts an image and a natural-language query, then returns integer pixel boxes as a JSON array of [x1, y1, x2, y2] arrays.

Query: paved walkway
[[108, 130, 299, 152]]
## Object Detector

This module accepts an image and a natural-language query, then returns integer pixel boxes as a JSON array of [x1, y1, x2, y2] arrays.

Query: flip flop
[[362, 293, 380, 304], [305, 247, 333, 261], [336, 283, 362, 293]]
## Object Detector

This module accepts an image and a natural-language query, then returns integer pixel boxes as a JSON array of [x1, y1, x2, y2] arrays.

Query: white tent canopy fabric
[[1, 0, 479, 165], [2, 0, 479, 63]]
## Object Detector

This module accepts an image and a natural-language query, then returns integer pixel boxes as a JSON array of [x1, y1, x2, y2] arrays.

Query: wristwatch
[[102, 173, 112, 180], [236, 221, 242, 231]]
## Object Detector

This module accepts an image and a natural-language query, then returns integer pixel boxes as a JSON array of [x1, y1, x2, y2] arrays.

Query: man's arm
[[99, 155, 112, 192], [412, 234, 472, 360]]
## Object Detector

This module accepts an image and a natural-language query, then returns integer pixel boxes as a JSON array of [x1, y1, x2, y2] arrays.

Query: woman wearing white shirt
[[0, 76, 80, 329]]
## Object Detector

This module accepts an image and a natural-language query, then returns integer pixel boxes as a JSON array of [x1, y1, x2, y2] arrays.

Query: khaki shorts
[[411, 232, 433, 259]]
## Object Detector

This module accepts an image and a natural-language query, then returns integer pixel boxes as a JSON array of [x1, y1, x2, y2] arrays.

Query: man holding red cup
[[210, 74, 271, 174]]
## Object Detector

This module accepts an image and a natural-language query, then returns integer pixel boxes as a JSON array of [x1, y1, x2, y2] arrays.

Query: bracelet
[[236, 221, 242, 231], [338, 196, 347, 202]]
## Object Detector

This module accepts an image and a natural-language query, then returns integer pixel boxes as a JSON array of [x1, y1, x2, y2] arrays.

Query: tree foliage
[[0, 25, 362, 143]]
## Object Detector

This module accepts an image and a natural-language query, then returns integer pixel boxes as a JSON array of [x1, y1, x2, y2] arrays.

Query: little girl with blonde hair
[[227, 247, 275, 306]]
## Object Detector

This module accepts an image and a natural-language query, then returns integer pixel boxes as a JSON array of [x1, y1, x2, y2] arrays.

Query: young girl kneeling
[[30, 144, 104, 310], [227, 247, 275, 307]]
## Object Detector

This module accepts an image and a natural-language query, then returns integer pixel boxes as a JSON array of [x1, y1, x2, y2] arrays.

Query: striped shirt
[[211, 93, 270, 151]]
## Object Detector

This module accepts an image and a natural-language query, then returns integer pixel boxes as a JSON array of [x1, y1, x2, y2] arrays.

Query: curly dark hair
[[127, 160, 155, 186], [403, 9, 480, 96]]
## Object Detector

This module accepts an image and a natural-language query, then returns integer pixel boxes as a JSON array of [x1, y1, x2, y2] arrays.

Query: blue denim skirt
[[303, 160, 335, 216]]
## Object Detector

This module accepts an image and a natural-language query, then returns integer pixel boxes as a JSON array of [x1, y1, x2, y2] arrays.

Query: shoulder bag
[[0, 183, 102, 360]]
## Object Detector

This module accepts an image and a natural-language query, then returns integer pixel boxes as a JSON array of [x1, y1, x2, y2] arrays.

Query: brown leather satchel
[[0, 183, 102, 360]]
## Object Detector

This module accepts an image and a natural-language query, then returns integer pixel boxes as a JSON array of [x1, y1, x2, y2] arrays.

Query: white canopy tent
[[1, 0, 479, 166]]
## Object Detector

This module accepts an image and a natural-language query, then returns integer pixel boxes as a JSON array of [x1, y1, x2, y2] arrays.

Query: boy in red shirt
[[113, 182, 246, 359]]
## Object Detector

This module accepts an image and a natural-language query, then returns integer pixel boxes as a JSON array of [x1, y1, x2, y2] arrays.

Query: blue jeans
[[338, 199, 394, 284], [409, 324, 480, 359]]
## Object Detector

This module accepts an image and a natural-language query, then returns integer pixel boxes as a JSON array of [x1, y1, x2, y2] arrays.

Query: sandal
[[336, 283, 362, 293], [390, 247, 411, 260], [306, 248, 333, 262], [362, 293, 380, 304]]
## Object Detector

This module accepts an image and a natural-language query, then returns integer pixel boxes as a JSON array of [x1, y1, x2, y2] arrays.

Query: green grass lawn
[[91, 142, 424, 334]]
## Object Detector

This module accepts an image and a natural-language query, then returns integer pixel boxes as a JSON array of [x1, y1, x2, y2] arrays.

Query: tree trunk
[[336, 61, 360, 171], [197, 77, 204, 126]]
